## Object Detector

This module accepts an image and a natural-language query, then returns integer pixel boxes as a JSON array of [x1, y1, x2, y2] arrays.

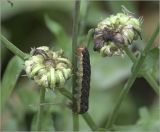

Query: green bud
[[56, 70, 65, 87], [25, 46, 72, 89], [57, 58, 72, 67], [93, 7, 142, 57], [61, 69, 72, 79], [30, 64, 44, 78], [36, 75, 48, 88], [36, 46, 49, 51], [32, 55, 44, 63], [50, 68, 56, 88], [56, 63, 68, 69]]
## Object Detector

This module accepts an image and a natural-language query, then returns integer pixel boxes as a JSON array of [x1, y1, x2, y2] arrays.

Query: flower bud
[[93, 8, 142, 57], [25, 46, 72, 89]]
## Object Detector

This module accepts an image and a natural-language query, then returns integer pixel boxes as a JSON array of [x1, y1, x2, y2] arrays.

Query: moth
[[74, 47, 91, 114]]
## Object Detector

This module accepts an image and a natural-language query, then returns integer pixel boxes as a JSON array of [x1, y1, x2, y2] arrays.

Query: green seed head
[[93, 8, 142, 57], [25, 46, 72, 89]]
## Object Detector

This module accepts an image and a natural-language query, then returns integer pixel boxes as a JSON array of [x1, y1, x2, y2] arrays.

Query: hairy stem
[[36, 88, 46, 130], [72, 0, 81, 131], [106, 24, 159, 129], [0, 35, 28, 60]]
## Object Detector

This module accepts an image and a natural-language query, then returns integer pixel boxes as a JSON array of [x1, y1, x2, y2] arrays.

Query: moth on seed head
[[74, 46, 91, 114]]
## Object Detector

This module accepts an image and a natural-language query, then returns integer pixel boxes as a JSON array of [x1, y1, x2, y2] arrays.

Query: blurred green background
[[1, 0, 159, 131]]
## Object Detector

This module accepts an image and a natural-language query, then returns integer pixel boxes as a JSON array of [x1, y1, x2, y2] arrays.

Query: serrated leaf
[[1, 56, 24, 109]]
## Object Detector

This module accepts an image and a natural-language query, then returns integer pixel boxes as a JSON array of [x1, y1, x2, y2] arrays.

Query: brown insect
[[74, 47, 91, 114]]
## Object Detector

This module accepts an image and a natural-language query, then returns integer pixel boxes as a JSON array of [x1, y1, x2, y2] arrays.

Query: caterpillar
[[74, 47, 91, 114]]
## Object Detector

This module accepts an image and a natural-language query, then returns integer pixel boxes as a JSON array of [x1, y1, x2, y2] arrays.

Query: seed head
[[93, 9, 142, 57], [25, 46, 72, 89]]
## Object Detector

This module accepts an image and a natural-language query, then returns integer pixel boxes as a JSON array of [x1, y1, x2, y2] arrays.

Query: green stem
[[58, 88, 73, 100], [123, 46, 136, 62], [72, 0, 81, 131], [73, 113, 79, 130], [87, 28, 94, 48], [79, 0, 90, 36], [143, 72, 159, 95], [106, 24, 159, 129], [58, 88, 97, 131], [82, 113, 97, 131], [124, 47, 159, 95], [36, 87, 46, 131], [0, 35, 28, 60]]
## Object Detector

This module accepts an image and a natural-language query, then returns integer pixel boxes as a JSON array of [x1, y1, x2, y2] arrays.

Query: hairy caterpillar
[[74, 47, 91, 114]]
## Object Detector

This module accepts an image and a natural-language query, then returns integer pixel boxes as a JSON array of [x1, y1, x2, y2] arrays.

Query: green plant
[[1, 0, 159, 131]]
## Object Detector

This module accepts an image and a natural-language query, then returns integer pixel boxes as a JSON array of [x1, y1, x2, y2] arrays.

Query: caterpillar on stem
[[74, 46, 91, 114]]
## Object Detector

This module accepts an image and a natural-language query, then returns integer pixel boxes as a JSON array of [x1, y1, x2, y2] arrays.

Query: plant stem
[[72, 0, 81, 131], [58, 88, 97, 131], [87, 28, 94, 48], [58, 88, 73, 100], [0, 35, 28, 60], [123, 46, 136, 62], [73, 113, 79, 130], [106, 24, 159, 129], [79, 0, 90, 36], [124, 47, 159, 95], [36, 87, 46, 131], [143, 72, 159, 95], [82, 113, 97, 131]]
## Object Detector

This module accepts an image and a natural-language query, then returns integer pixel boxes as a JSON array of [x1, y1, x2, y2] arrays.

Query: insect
[[74, 47, 91, 114]]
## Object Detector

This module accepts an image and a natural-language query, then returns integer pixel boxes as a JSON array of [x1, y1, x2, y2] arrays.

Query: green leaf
[[140, 48, 159, 74], [44, 15, 71, 54], [1, 56, 24, 109]]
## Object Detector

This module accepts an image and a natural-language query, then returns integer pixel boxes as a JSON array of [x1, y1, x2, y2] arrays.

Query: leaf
[[1, 56, 24, 109], [140, 48, 159, 74], [44, 15, 71, 55]]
